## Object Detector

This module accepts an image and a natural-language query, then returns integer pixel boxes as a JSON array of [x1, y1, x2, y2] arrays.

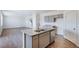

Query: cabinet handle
[[34, 39, 36, 40], [73, 28, 76, 30]]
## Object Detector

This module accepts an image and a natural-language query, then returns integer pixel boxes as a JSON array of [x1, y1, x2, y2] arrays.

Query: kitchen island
[[22, 28, 56, 48]]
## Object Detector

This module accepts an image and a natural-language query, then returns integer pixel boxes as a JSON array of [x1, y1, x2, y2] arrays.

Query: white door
[[55, 18, 64, 35], [64, 11, 77, 44], [76, 11, 79, 46]]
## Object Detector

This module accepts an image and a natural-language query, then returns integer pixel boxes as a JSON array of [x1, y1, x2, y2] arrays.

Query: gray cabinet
[[39, 32, 50, 48], [24, 29, 56, 48], [32, 35, 38, 48]]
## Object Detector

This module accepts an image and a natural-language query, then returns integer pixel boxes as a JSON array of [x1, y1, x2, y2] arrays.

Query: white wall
[[54, 18, 64, 35], [3, 15, 26, 28], [32, 13, 37, 29], [0, 11, 1, 27], [0, 14, 1, 26], [0, 11, 1, 34], [2, 11, 65, 31], [3, 15, 34, 29]]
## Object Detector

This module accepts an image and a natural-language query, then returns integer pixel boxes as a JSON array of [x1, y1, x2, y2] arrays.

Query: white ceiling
[[2, 10, 53, 16]]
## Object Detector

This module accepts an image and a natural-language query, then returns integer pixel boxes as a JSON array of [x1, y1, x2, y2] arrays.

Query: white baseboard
[[64, 35, 79, 47]]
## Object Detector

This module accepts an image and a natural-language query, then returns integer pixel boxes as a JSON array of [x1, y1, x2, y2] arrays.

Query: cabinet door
[[39, 32, 50, 48], [64, 11, 77, 44], [32, 35, 38, 48]]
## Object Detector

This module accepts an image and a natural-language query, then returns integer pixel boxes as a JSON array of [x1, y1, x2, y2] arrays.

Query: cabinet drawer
[[39, 32, 50, 48], [39, 35, 49, 48], [32, 35, 38, 39], [39, 32, 49, 37]]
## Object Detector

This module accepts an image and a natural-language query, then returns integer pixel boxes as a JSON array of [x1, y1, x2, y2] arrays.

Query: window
[[44, 16, 53, 23]]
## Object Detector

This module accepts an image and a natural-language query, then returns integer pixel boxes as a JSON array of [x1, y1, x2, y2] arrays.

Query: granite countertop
[[21, 28, 56, 36]]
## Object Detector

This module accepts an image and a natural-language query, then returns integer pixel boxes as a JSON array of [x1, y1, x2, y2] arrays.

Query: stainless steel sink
[[34, 29, 44, 32]]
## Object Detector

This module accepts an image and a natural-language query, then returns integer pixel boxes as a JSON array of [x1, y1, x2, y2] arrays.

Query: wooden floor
[[0, 27, 28, 48], [0, 27, 78, 48], [47, 35, 78, 48]]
